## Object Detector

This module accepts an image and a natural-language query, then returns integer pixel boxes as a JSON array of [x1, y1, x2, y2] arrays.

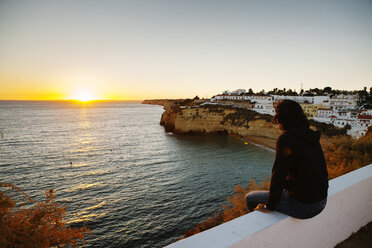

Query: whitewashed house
[[347, 109, 372, 138], [331, 116, 354, 128], [232, 89, 247, 95], [211, 94, 244, 101], [271, 95, 315, 104], [313, 108, 333, 123], [329, 94, 358, 111], [317, 108, 333, 118], [313, 95, 331, 105], [250, 96, 275, 115]]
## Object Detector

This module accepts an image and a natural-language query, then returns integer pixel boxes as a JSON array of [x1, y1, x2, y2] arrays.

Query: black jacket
[[266, 129, 329, 211]]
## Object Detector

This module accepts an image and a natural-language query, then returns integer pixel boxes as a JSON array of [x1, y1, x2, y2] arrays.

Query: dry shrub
[[0, 183, 90, 248], [322, 130, 372, 179], [222, 178, 269, 222], [183, 178, 269, 239]]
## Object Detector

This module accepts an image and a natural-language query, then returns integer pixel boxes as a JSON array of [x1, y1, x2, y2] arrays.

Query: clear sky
[[0, 0, 371, 100]]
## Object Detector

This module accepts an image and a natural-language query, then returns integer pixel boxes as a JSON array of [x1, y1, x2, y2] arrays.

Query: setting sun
[[71, 89, 98, 102]]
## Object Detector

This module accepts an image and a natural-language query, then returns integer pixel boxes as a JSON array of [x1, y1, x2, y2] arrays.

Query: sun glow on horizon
[[69, 89, 100, 102]]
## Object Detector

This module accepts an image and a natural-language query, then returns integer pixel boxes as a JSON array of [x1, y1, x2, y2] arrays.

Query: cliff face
[[160, 104, 281, 141], [160, 103, 180, 132]]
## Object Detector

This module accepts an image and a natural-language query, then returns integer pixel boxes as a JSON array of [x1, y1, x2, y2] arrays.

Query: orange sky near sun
[[0, 76, 168, 101]]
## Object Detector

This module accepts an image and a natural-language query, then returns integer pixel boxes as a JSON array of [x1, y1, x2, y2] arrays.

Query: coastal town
[[207, 87, 372, 138]]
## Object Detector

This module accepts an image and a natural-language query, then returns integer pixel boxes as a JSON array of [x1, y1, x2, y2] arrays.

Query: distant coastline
[[141, 99, 170, 106]]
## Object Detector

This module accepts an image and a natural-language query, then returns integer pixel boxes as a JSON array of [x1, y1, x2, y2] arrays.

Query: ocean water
[[0, 101, 275, 247]]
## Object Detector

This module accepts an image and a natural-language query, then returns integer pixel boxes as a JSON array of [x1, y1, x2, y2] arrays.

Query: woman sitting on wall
[[245, 99, 329, 219]]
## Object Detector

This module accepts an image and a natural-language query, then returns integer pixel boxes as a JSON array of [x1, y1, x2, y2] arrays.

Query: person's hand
[[254, 204, 271, 213]]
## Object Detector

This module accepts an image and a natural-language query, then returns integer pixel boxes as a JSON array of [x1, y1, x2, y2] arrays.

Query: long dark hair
[[272, 100, 309, 130]]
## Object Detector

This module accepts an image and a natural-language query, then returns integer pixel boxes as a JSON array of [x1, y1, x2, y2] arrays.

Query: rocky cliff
[[160, 103, 282, 146], [153, 100, 350, 149]]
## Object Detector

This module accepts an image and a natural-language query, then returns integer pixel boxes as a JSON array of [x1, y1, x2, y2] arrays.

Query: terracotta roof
[[359, 109, 372, 113], [358, 115, 372, 120]]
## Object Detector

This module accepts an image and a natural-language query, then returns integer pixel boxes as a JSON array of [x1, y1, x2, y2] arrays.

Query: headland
[[142, 99, 280, 149]]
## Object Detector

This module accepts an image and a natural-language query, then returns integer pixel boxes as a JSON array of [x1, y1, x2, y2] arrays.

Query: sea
[[0, 101, 275, 248]]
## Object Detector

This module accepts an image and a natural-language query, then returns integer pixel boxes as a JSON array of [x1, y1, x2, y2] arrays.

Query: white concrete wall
[[166, 164, 372, 248]]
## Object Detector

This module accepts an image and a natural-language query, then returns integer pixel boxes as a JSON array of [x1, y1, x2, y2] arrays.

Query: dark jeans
[[245, 190, 327, 219]]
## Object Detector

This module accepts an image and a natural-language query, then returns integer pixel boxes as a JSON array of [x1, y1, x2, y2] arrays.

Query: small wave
[[70, 163, 90, 168], [67, 212, 107, 224], [66, 182, 104, 192], [79, 169, 111, 177], [85, 201, 107, 211]]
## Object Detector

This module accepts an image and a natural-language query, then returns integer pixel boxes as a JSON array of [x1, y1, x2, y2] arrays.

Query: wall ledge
[[166, 164, 372, 248]]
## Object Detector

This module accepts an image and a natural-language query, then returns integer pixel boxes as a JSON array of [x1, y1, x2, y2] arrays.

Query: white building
[[232, 89, 247, 95], [211, 94, 273, 103], [314, 108, 333, 123], [321, 100, 331, 108], [271, 95, 331, 106], [248, 96, 274, 115], [331, 116, 354, 128], [359, 109, 372, 116], [221, 89, 247, 95], [317, 108, 333, 118], [329, 94, 358, 111], [271, 95, 313, 104], [210, 94, 275, 114], [347, 110, 372, 138], [211, 94, 245, 101], [313, 96, 331, 105]]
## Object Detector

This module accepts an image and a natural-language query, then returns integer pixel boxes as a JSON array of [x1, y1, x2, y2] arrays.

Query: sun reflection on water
[[68, 212, 107, 224], [68, 182, 104, 192]]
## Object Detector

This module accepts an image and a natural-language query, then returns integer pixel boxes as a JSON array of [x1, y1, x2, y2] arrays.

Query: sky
[[0, 0, 371, 100]]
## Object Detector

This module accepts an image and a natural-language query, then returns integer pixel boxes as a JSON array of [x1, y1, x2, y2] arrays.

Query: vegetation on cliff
[[0, 183, 90, 247], [182, 128, 372, 239], [309, 120, 350, 137], [198, 104, 237, 113], [220, 108, 273, 127]]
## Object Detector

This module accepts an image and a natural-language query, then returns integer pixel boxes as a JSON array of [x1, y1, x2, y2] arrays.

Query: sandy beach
[[243, 135, 277, 150]]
